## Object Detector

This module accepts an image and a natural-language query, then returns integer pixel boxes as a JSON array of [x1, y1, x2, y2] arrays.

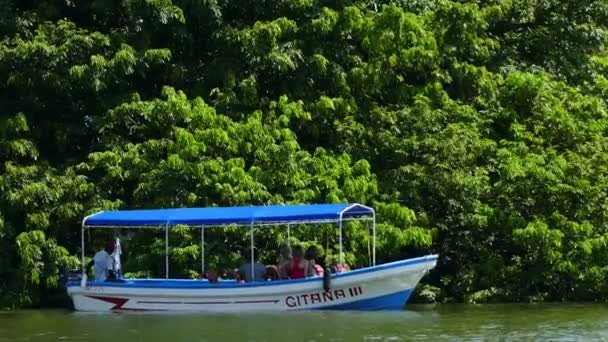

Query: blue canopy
[[84, 203, 374, 227]]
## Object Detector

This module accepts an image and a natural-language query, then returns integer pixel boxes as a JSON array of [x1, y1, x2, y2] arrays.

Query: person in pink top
[[305, 246, 324, 277]]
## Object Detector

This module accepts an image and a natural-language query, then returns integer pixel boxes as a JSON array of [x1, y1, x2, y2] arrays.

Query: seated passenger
[[287, 245, 312, 279], [205, 269, 219, 284], [332, 261, 351, 273], [266, 265, 280, 280], [277, 243, 292, 280], [305, 246, 324, 277], [238, 248, 267, 282], [230, 268, 243, 283]]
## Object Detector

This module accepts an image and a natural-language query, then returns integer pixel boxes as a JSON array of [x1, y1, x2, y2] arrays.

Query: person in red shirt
[[287, 245, 311, 279]]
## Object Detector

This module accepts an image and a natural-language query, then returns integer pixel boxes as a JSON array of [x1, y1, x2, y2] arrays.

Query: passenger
[[266, 265, 280, 280], [287, 245, 312, 279], [205, 269, 219, 284], [87, 239, 116, 282], [230, 268, 244, 283], [279, 243, 292, 263], [305, 246, 324, 277], [277, 243, 292, 280], [332, 259, 351, 273], [238, 248, 267, 282]]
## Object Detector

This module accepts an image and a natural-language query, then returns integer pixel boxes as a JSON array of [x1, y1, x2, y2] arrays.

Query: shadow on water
[[3, 304, 608, 341]]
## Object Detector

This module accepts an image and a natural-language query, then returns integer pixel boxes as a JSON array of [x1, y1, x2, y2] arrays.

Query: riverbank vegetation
[[2, 0, 608, 308]]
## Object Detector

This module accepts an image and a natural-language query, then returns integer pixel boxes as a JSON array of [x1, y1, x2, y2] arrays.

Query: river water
[[1, 304, 607, 341]]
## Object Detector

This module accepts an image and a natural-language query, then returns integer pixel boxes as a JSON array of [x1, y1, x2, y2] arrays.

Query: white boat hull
[[66, 255, 438, 312]]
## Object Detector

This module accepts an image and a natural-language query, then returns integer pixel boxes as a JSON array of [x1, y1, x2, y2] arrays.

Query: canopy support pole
[[367, 224, 371, 267], [250, 222, 255, 281], [338, 214, 343, 272], [287, 224, 290, 246], [201, 227, 205, 278], [372, 209, 376, 266], [81, 225, 85, 276], [165, 224, 169, 279], [80, 213, 96, 287]]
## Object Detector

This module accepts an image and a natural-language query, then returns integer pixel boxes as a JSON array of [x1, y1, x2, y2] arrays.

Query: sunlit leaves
[[431, 1, 499, 62], [0, 113, 39, 162], [514, 219, 564, 264], [311, 7, 339, 34], [121, 0, 186, 26], [487, 0, 608, 83], [16, 230, 78, 287]]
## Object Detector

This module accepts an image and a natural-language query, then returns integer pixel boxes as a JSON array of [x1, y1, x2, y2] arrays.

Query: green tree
[[2, 0, 608, 308]]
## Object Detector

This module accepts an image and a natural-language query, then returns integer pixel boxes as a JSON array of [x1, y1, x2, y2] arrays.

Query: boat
[[66, 203, 438, 312]]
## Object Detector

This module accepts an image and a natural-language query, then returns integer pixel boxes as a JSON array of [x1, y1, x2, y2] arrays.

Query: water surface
[[1, 304, 607, 341]]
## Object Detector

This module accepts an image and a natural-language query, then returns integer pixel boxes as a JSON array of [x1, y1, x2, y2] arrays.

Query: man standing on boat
[[87, 239, 116, 282]]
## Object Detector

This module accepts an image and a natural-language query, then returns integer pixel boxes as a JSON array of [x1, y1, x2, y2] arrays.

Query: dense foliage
[[2, 0, 608, 308]]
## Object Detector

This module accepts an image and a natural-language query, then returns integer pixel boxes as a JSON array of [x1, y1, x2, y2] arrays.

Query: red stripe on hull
[[86, 295, 280, 310], [137, 299, 279, 305], [86, 296, 129, 310]]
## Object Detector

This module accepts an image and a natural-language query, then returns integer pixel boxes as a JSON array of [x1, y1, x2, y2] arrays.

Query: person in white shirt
[[87, 239, 116, 282]]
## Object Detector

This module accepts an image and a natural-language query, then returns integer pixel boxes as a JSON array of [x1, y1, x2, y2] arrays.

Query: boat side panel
[[315, 289, 413, 311]]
